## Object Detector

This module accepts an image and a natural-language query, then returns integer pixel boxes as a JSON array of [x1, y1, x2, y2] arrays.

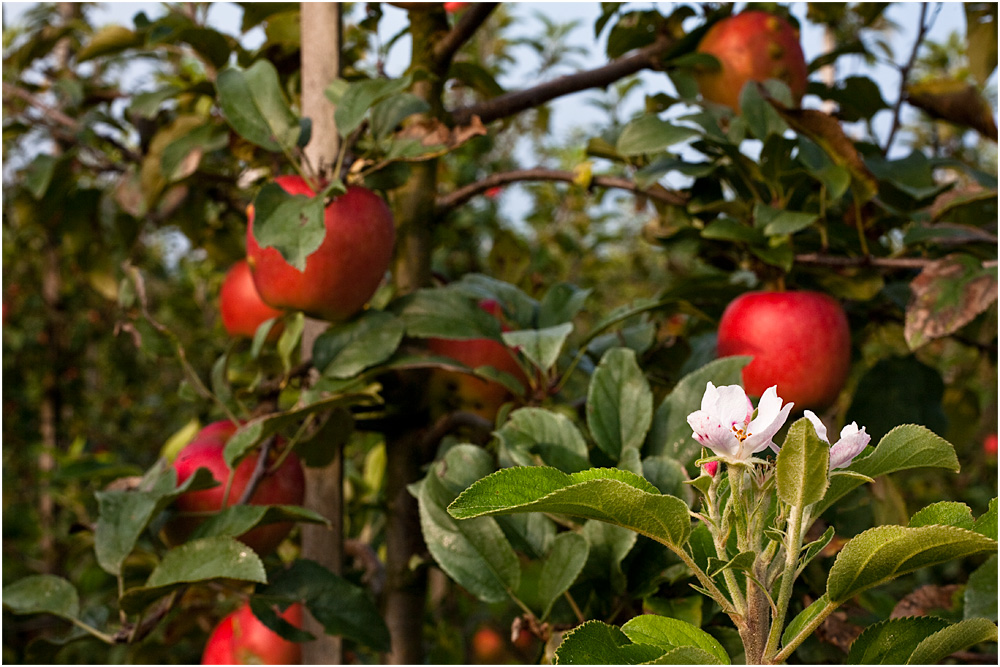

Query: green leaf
[[312, 311, 405, 379], [76, 24, 143, 62], [776, 418, 830, 508], [189, 504, 330, 541], [782, 594, 830, 647], [2, 575, 80, 621], [260, 559, 390, 651], [974, 498, 998, 540], [753, 202, 818, 237], [216, 61, 300, 152], [24, 154, 58, 200], [250, 182, 325, 272], [332, 75, 412, 137], [616, 115, 699, 156], [587, 348, 653, 461], [798, 526, 835, 575], [248, 597, 315, 643], [370, 93, 430, 141], [391, 288, 503, 340], [94, 465, 217, 575], [907, 617, 999, 664], [966, 4, 999, 86], [909, 501, 975, 530], [964, 554, 998, 621], [581, 519, 637, 594], [646, 357, 751, 463], [538, 532, 589, 619], [448, 466, 692, 549], [825, 524, 997, 604], [502, 323, 572, 374], [496, 408, 590, 473], [539, 283, 592, 328], [276, 311, 305, 372], [554, 620, 666, 665], [648, 646, 725, 664], [847, 616, 949, 664], [815, 424, 959, 519], [701, 218, 765, 244], [642, 456, 694, 505], [621, 614, 730, 664], [122, 537, 266, 613], [160, 122, 229, 183], [740, 81, 790, 139], [448, 61, 505, 99], [707, 551, 755, 578], [417, 445, 520, 603]]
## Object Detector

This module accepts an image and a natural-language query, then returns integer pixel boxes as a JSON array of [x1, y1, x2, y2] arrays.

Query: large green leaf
[[537, 532, 589, 619], [646, 357, 751, 463], [448, 466, 692, 549], [909, 501, 975, 530], [753, 202, 817, 237], [621, 614, 730, 664], [312, 310, 405, 379], [189, 504, 329, 541], [502, 323, 572, 373], [416, 445, 520, 603], [250, 182, 326, 272], [391, 288, 503, 340], [94, 464, 217, 575], [121, 537, 267, 613], [775, 418, 830, 508], [216, 61, 300, 152], [587, 348, 653, 461], [259, 559, 390, 651], [2, 575, 80, 621], [539, 283, 592, 328], [331, 75, 412, 138], [847, 616, 949, 664], [554, 620, 666, 665], [814, 424, 959, 519], [974, 498, 998, 540], [965, 554, 998, 621], [825, 524, 997, 604], [907, 617, 998, 664], [495, 408, 590, 473], [616, 115, 699, 156]]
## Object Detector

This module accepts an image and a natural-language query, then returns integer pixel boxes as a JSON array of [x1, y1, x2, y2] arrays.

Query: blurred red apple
[[716, 291, 850, 411], [220, 259, 284, 341], [170, 420, 305, 555], [471, 626, 504, 663], [202, 602, 303, 665], [695, 11, 808, 112], [247, 176, 395, 322], [444, 2, 469, 13], [428, 300, 529, 421], [985, 433, 998, 457]]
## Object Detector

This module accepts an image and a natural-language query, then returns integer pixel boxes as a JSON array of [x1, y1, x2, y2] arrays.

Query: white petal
[[748, 386, 785, 434], [745, 400, 794, 454], [830, 425, 871, 469], [687, 410, 740, 457], [713, 384, 753, 429], [700, 381, 719, 411], [802, 410, 830, 443]]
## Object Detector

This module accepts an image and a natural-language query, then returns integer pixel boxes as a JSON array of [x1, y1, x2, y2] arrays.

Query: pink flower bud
[[703, 460, 719, 477]]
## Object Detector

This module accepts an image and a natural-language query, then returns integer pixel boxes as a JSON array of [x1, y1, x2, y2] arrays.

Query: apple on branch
[[219, 259, 285, 341], [202, 602, 303, 665], [247, 176, 396, 322]]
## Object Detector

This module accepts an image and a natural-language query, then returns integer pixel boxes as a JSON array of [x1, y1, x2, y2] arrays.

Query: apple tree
[[2, 2, 997, 664]]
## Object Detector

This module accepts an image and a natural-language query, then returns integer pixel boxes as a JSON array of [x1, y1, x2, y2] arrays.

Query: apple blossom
[[687, 382, 794, 462], [802, 410, 871, 469]]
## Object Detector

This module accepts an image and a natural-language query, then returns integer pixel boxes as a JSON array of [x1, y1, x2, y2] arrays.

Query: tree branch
[[436, 167, 688, 212], [235, 436, 276, 505], [433, 3, 499, 67], [419, 410, 494, 450], [883, 2, 935, 155], [794, 252, 974, 270], [450, 36, 674, 126]]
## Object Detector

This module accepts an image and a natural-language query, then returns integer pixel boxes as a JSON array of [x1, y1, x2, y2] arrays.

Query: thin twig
[[433, 3, 499, 67], [883, 2, 934, 155], [236, 436, 276, 505], [436, 166, 687, 212], [344, 538, 387, 596], [793, 252, 995, 270], [450, 36, 674, 126]]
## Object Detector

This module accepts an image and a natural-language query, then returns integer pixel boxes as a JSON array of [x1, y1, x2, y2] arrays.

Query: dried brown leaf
[[908, 78, 999, 141], [890, 584, 961, 618], [905, 254, 998, 350]]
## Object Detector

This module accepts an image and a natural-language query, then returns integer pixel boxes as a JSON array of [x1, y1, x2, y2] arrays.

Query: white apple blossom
[[803, 410, 871, 470], [687, 383, 794, 463]]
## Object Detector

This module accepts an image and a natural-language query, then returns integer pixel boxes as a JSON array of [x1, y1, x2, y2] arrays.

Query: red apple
[[716, 291, 850, 411], [444, 2, 469, 13], [170, 420, 305, 555], [220, 259, 285, 340], [202, 602, 303, 665], [471, 626, 504, 663], [695, 11, 808, 112], [247, 176, 395, 322], [428, 300, 529, 421], [985, 434, 998, 457]]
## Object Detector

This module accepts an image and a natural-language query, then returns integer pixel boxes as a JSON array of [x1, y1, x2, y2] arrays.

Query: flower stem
[[762, 503, 805, 662], [708, 470, 746, 615]]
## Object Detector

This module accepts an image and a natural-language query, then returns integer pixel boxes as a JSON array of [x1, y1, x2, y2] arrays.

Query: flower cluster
[[688, 383, 870, 470]]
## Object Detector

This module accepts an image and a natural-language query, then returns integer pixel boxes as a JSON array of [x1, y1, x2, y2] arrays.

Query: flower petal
[[829, 423, 871, 469], [713, 384, 753, 429], [744, 396, 794, 454], [700, 381, 719, 412], [687, 409, 740, 457], [802, 410, 829, 443]]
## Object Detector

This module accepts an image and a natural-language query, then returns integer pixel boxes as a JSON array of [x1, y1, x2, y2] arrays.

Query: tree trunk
[[298, 4, 343, 664]]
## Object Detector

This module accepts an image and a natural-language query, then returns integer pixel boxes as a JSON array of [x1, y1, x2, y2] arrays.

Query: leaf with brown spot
[[907, 78, 998, 141], [890, 584, 960, 618], [764, 93, 878, 203], [929, 183, 996, 222], [397, 114, 487, 155], [905, 254, 998, 350]]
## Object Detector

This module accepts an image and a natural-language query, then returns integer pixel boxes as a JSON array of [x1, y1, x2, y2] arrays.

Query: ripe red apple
[[428, 300, 529, 421], [202, 602, 303, 665], [220, 259, 285, 341], [985, 434, 998, 457], [170, 420, 305, 555], [471, 626, 504, 663], [716, 291, 850, 411], [695, 11, 808, 112], [444, 2, 469, 13], [246, 176, 395, 322]]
